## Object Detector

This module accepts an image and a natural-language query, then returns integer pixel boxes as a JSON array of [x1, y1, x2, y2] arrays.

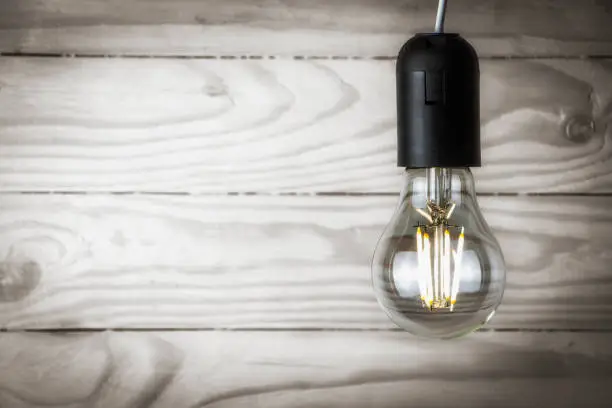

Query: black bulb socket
[[397, 33, 481, 168]]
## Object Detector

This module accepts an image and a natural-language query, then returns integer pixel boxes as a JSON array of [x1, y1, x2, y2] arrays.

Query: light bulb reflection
[[393, 248, 482, 309]]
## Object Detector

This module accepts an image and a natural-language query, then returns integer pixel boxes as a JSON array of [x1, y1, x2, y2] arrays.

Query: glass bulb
[[372, 168, 505, 339]]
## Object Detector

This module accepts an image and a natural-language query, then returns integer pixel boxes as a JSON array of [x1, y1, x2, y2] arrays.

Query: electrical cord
[[435, 0, 447, 33]]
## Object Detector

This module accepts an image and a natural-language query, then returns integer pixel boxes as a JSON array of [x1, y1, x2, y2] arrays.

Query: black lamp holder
[[396, 0, 481, 168]]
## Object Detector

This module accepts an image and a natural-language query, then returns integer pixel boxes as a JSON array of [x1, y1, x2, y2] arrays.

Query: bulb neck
[[399, 168, 477, 207], [396, 33, 481, 168]]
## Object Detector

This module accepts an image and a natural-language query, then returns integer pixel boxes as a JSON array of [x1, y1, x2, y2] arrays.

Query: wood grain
[[0, 194, 610, 330], [0, 0, 611, 57], [0, 58, 611, 193], [1, 331, 611, 408]]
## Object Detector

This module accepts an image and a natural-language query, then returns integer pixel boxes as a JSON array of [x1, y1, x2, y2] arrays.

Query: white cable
[[435, 0, 447, 33]]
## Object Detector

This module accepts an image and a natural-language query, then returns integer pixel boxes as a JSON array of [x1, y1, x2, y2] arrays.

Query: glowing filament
[[450, 227, 465, 310], [415, 204, 465, 311], [444, 229, 451, 302], [416, 227, 427, 303]]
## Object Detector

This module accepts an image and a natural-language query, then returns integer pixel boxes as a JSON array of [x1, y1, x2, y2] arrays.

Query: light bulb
[[372, 167, 505, 338], [372, 31, 507, 338]]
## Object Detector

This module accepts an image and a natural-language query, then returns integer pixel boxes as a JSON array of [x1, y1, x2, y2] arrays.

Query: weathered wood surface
[[0, 194, 610, 330], [0, 1, 609, 407], [1, 331, 611, 408], [1, 0, 611, 57], [0, 58, 610, 193]]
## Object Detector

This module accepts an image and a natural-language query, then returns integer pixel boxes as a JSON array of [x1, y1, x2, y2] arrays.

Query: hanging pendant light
[[371, 0, 506, 339]]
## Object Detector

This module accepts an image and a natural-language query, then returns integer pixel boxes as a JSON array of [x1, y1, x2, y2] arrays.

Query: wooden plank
[[0, 194, 610, 330], [1, 331, 611, 407], [0, 58, 611, 193], [0, 0, 611, 57]]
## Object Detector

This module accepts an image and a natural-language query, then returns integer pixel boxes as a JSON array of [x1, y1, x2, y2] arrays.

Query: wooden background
[[0, 0, 611, 407]]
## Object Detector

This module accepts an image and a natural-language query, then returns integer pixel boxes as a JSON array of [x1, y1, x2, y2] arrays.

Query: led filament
[[415, 219, 464, 311]]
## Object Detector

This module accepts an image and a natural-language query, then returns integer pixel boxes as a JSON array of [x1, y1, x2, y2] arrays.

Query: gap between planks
[[5, 192, 612, 197], [5, 328, 612, 333], [1, 52, 612, 60]]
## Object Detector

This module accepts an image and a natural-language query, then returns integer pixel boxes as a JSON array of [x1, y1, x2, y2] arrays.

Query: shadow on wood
[[0, 0, 611, 56], [1, 331, 611, 407]]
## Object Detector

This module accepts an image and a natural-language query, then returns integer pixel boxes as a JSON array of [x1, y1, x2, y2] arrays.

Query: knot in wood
[[563, 114, 595, 144], [0, 260, 41, 303]]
